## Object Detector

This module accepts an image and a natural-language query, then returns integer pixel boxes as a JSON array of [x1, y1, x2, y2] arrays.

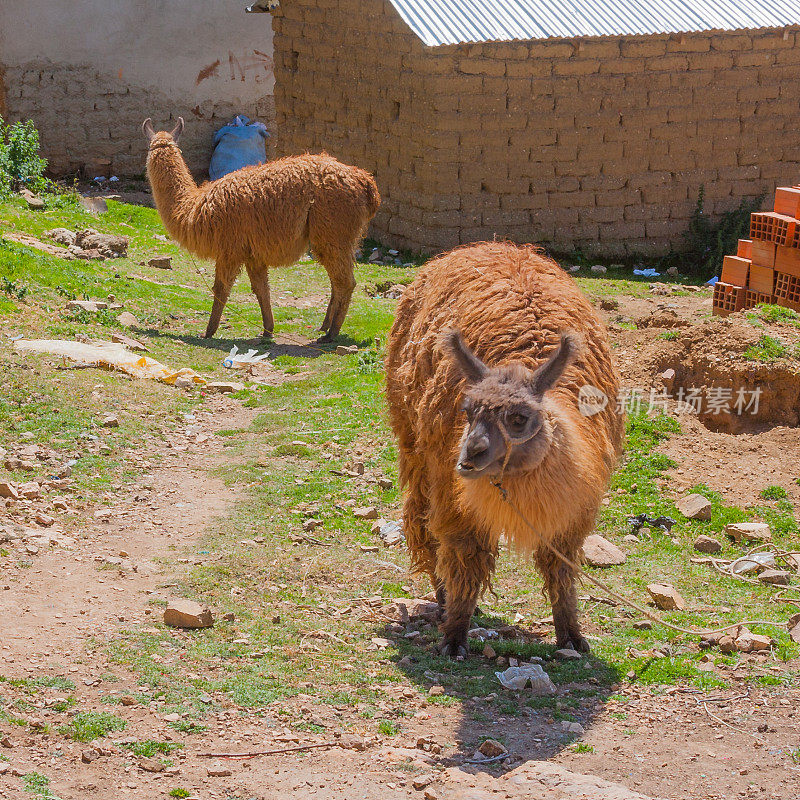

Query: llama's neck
[[146, 145, 199, 243]]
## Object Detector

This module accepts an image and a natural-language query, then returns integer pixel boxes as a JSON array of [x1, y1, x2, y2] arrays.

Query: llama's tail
[[361, 173, 381, 219]]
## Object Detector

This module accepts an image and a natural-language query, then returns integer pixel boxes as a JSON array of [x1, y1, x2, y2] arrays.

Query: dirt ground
[[2, 286, 799, 800]]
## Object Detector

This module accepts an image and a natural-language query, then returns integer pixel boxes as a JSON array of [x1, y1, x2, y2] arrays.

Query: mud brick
[[712, 281, 746, 316], [748, 264, 775, 294], [774, 187, 800, 218], [720, 255, 750, 286], [736, 239, 752, 259], [750, 239, 777, 268], [775, 245, 800, 278], [745, 289, 773, 308], [776, 296, 800, 313]]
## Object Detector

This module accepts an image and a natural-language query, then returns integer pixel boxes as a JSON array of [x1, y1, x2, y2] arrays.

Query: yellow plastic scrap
[[13, 339, 207, 386]]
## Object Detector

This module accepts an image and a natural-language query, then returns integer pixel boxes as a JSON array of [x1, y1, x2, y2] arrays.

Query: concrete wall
[[0, 0, 275, 176], [273, 0, 800, 257]]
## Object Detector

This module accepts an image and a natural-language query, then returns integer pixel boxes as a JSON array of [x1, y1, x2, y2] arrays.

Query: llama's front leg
[[205, 266, 236, 339], [536, 543, 589, 653], [246, 264, 274, 337], [435, 531, 497, 659]]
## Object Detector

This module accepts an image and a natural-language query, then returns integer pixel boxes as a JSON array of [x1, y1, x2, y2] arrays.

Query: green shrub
[[0, 118, 49, 197]]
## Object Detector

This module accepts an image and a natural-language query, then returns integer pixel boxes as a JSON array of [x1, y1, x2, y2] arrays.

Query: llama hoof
[[559, 635, 591, 654], [439, 637, 468, 660], [316, 332, 335, 344]]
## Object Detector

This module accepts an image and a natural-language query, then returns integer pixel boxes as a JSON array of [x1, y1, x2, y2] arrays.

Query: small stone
[[117, 311, 139, 327], [725, 522, 772, 544], [206, 381, 245, 394], [222, 612, 235, 622], [734, 629, 772, 653], [477, 738, 507, 759], [66, 299, 102, 313], [554, 648, 582, 661], [568, 265, 581, 273], [354, 506, 378, 520], [676, 493, 712, 521], [20, 189, 45, 210], [718, 635, 737, 654], [660, 368, 676, 390], [101, 414, 119, 428], [148, 255, 172, 269], [581, 534, 626, 567], [482, 643, 496, 659], [693, 535, 722, 554], [424, 790, 438, 800], [120, 696, 136, 706], [647, 583, 686, 610], [336, 344, 359, 355], [81, 749, 100, 763], [758, 569, 790, 586], [0, 482, 19, 500], [378, 477, 393, 489], [412, 775, 435, 790], [428, 685, 445, 696], [35, 513, 55, 527], [560, 721, 585, 735], [590, 264, 607, 274], [206, 765, 232, 777], [788, 614, 800, 644], [80, 196, 108, 213], [111, 333, 147, 351], [163, 598, 215, 629], [666, 267, 679, 276], [138, 756, 165, 773], [18, 481, 41, 499], [633, 620, 652, 630]]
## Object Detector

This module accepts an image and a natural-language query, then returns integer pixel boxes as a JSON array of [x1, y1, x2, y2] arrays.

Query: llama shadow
[[379, 609, 619, 770], [136, 328, 366, 360]]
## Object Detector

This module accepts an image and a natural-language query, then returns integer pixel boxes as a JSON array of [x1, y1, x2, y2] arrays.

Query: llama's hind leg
[[315, 248, 356, 341], [536, 542, 589, 653], [435, 528, 497, 659], [245, 263, 274, 337], [205, 263, 238, 339]]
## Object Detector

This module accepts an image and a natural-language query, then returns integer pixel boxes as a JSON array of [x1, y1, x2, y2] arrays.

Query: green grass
[[120, 740, 183, 758], [760, 485, 788, 500], [57, 711, 126, 742], [22, 772, 61, 800], [743, 334, 788, 362], [169, 791, 191, 799], [572, 742, 595, 753]]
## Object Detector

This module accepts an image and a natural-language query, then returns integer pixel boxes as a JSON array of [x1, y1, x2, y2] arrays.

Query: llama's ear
[[170, 117, 185, 142], [441, 328, 488, 385], [529, 332, 581, 396], [142, 118, 156, 142]]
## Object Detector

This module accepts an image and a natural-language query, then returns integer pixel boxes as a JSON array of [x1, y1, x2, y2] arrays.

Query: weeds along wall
[[272, 0, 800, 256], [0, 0, 276, 178]]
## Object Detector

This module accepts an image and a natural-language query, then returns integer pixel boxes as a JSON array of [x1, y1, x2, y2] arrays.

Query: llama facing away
[[143, 118, 380, 341], [386, 242, 624, 657]]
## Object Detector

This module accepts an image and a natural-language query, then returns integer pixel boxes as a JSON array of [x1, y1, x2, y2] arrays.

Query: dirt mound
[[650, 315, 800, 432]]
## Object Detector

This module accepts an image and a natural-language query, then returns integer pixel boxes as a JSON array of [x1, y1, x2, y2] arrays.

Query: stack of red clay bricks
[[713, 185, 800, 316]]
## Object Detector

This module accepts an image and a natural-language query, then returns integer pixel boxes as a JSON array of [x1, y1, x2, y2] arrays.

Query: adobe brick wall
[[273, 1, 800, 257], [2, 61, 276, 177]]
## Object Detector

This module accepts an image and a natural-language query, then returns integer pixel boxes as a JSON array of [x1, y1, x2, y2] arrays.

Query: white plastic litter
[[731, 552, 776, 575], [222, 345, 271, 369], [14, 339, 207, 386], [495, 663, 556, 694]]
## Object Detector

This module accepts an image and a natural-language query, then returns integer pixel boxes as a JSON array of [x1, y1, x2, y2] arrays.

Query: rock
[[35, 513, 54, 527], [101, 414, 119, 428], [660, 368, 676, 390], [20, 188, 45, 210], [424, 790, 438, 800], [117, 311, 139, 327], [0, 482, 19, 500], [725, 522, 772, 544], [302, 518, 322, 532], [482, 643, 496, 659], [138, 756, 165, 773], [734, 629, 772, 653], [206, 381, 245, 394], [75, 230, 128, 257], [111, 333, 147, 351], [560, 720, 585, 735], [354, 506, 378, 520], [66, 299, 105, 313], [148, 255, 172, 269], [413, 775, 435, 790], [381, 598, 438, 623], [788, 614, 800, 644], [48, 228, 77, 246], [17, 481, 41, 499], [647, 583, 685, 610], [338, 734, 369, 751], [428, 685, 445, 696], [590, 264, 607, 273], [666, 266, 679, 277], [377, 477, 393, 489], [758, 569, 790, 586], [676, 493, 711, 520], [554, 648, 582, 660], [336, 344, 359, 355], [693, 535, 722, 554], [478, 739, 507, 759], [568, 265, 581, 273], [581, 534, 626, 567], [718, 635, 737, 654], [80, 196, 108, 213], [163, 598, 215, 629], [633, 620, 652, 630], [599, 297, 619, 311], [206, 765, 232, 777]]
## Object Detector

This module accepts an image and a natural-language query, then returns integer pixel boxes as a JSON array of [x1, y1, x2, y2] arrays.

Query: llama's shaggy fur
[[386, 242, 624, 656], [143, 119, 380, 340]]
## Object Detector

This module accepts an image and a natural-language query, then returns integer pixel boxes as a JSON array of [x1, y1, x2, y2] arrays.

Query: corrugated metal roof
[[387, 0, 800, 46]]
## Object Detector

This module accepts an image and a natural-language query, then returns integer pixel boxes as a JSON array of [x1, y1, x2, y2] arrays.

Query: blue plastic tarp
[[209, 115, 269, 181]]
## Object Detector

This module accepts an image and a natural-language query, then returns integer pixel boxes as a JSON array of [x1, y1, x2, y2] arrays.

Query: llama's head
[[142, 118, 185, 150], [442, 330, 580, 480]]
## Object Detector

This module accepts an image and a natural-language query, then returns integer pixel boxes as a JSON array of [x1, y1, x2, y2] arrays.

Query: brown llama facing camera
[[143, 118, 379, 341], [386, 242, 624, 657]]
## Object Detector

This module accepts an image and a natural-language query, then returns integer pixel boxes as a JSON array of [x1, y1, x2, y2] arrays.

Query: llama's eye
[[508, 413, 528, 429]]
